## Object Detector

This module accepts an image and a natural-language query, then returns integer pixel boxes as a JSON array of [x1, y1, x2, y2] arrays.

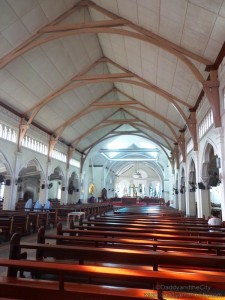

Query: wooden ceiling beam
[[0, 0, 85, 69], [39, 19, 129, 33], [71, 109, 120, 146], [116, 88, 181, 129], [86, 0, 212, 66], [91, 101, 137, 106], [73, 72, 134, 81], [0, 26, 205, 84], [126, 109, 178, 141], [105, 57, 192, 109]]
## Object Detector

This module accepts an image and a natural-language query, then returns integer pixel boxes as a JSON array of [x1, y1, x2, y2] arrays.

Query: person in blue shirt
[[43, 199, 52, 210], [24, 198, 33, 211], [33, 199, 42, 212]]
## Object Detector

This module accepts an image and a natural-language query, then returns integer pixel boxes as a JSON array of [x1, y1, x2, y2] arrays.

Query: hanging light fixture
[[133, 162, 142, 178]]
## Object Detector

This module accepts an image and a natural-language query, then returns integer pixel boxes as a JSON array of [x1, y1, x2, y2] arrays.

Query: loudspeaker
[[76, 189, 79, 192], [5, 179, 11, 186], [208, 176, 219, 187], [41, 184, 45, 189], [62, 187, 65, 191], [198, 182, 205, 190]]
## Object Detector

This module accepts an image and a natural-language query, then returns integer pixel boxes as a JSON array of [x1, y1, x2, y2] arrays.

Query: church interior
[[0, 0, 225, 298]]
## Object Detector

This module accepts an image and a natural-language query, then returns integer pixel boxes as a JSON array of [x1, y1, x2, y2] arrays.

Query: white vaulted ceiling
[[0, 0, 224, 171]]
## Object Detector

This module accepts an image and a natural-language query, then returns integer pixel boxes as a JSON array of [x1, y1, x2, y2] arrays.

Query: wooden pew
[[113, 206, 184, 216], [52, 203, 113, 226], [0, 212, 28, 239], [39, 227, 225, 255], [9, 233, 225, 272], [58, 224, 225, 244], [0, 211, 50, 240], [70, 222, 225, 238], [0, 216, 12, 241], [95, 215, 208, 224], [80, 220, 224, 232], [2, 258, 225, 300]]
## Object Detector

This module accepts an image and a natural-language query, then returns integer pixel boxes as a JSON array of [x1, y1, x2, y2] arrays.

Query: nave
[[0, 205, 225, 300]]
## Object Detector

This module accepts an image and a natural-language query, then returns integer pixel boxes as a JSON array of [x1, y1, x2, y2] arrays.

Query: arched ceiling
[[0, 0, 224, 168]]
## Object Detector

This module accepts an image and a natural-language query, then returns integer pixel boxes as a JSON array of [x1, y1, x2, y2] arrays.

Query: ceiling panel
[[0, 0, 224, 170]]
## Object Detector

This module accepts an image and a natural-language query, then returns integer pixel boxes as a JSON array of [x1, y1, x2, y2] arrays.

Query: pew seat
[[1, 259, 225, 300]]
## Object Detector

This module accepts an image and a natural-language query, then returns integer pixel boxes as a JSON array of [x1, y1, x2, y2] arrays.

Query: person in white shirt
[[208, 211, 222, 226]]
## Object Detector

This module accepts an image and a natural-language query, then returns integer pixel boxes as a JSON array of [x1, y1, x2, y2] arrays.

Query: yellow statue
[[89, 183, 95, 195]]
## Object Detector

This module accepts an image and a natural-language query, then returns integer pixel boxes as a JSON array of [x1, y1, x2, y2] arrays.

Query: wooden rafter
[[105, 57, 192, 109], [71, 109, 120, 146], [86, 0, 212, 66], [125, 109, 177, 141], [91, 101, 137, 107], [25, 74, 132, 122], [132, 129, 172, 154], [51, 85, 182, 145], [116, 88, 182, 129], [25, 76, 188, 127], [0, 0, 85, 69], [70, 115, 172, 153], [71, 109, 175, 150], [0, 19, 206, 84], [84, 132, 172, 158], [54, 89, 114, 133], [3, 26, 205, 83], [39, 19, 129, 32]]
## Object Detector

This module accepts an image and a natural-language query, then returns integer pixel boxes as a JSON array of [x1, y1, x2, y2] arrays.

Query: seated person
[[43, 199, 52, 210], [208, 211, 222, 226], [76, 199, 82, 205], [24, 198, 33, 211], [88, 196, 95, 203], [33, 199, 42, 212]]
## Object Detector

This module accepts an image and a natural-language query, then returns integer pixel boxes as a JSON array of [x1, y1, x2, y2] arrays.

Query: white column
[[199, 189, 211, 219], [188, 191, 197, 216], [214, 127, 225, 221], [180, 192, 186, 214], [174, 193, 179, 209], [8, 152, 22, 210], [63, 168, 69, 204], [3, 181, 12, 210]]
